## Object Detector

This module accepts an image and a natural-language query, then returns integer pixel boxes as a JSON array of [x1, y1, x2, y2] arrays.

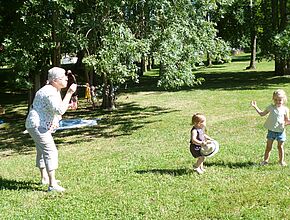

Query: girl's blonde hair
[[273, 89, 287, 103], [192, 113, 206, 125]]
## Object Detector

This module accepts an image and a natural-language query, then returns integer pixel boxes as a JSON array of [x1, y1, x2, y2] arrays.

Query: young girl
[[190, 113, 214, 174], [251, 89, 289, 166], [85, 83, 91, 103]]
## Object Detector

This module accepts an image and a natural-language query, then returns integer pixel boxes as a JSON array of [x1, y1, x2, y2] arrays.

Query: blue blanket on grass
[[23, 118, 99, 134], [57, 118, 99, 130]]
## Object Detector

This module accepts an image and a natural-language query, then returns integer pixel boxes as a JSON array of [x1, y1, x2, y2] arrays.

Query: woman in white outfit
[[26, 67, 77, 192]]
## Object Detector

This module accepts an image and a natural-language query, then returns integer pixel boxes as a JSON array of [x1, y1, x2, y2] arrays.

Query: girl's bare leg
[[195, 156, 205, 168], [277, 141, 286, 166], [263, 139, 274, 162]]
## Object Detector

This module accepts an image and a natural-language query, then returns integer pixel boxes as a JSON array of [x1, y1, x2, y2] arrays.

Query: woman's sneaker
[[194, 167, 204, 174], [41, 179, 61, 185], [48, 184, 65, 193]]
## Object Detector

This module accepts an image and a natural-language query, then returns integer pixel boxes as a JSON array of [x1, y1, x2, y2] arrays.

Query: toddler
[[190, 113, 215, 174], [251, 89, 290, 166]]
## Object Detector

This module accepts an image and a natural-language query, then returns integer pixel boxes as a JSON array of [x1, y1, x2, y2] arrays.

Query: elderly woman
[[26, 67, 77, 192]]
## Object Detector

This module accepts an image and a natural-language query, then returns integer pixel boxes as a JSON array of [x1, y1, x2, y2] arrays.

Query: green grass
[[1, 54, 290, 219]]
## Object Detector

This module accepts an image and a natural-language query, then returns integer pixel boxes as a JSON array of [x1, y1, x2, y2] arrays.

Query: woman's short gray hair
[[47, 67, 66, 82]]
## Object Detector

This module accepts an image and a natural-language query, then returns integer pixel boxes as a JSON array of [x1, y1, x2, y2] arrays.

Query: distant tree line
[[0, 0, 289, 109]]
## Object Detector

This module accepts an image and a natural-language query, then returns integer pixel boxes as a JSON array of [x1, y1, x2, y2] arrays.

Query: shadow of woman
[[0, 178, 45, 191]]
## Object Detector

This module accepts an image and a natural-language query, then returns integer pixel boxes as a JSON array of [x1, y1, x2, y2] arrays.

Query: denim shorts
[[266, 130, 286, 142]]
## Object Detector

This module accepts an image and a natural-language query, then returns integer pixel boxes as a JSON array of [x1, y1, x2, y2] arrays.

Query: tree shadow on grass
[[135, 168, 193, 176], [55, 102, 177, 145], [0, 100, 177, 155], [124, 69, 290, 93], [194, 70, 290, 91], [231, 54, 252, 62], [0, 178, 44, 191], [0, 114, 35, 156], [121, 75, 161, 93]]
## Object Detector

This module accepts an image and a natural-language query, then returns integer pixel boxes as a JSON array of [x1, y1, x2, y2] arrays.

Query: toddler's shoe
[[48, 184, 65, 193], [280, 161, 287, 167], [260, 161, 268, 166]]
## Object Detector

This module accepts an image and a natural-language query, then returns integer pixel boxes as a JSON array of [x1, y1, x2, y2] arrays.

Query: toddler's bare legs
[[263, 139, 274, 163], [195, 156, 205, 168], [277, 141, 286, 166], [194, 156, 205, 174]]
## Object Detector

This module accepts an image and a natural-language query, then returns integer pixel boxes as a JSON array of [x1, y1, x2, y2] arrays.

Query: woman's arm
[[49, 84, 77, 115]]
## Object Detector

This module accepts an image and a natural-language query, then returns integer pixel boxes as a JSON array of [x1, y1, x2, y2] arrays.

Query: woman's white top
[[25, 84, 68, 132]]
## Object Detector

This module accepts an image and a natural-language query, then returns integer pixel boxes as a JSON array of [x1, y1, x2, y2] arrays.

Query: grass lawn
[[1, 54, 290, 219]]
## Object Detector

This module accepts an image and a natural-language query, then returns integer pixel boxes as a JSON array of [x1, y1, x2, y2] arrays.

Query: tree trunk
[[272, 0, 288, 75], [74, 50, 86, 77], [108, 80, 116, 110], [275, 56, 285, 75], [246, 1, 257, 70], [271, 0, 279, 30], [27, 72, 41, 109], [151, 56, 155, 69], [246, 34, 257, 69], [272, 0, 281, 75], [279, 0, 287, 31], [101, 73, 115, 110], [159, 61, 165, 75], [51, 3, 61, 67], [89, 67, 94, 86], [140, 55, 146, 76], [147, 53, 153, 70], [27, 88, 33, 114], [84, 66, 91, 84], [279, 0, 288, 75], [206, 52, 212, 67], [101, 72, 109, 109], [286, 58, 290, 75], [147, 56, 151, 71]]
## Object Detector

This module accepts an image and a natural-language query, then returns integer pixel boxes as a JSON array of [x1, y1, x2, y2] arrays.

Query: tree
[[1, 0, 238, 107], [83, 21, 148, 109], [216, 0, 263, 69], [154, 0, 232, 89], [2, 0, 77, 106], [246, 0, 257, 69], [260, 0, 289, 75], [216, 0, 250, 50]]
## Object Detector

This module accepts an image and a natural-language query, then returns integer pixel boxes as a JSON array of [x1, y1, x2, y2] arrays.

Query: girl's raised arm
[[251, 101, 269, 116]]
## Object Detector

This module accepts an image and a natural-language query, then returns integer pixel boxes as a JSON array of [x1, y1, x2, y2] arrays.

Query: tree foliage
[[2, 0, 288, 109], [1, 0, 77, 93], [273, 26, 290, 58]]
